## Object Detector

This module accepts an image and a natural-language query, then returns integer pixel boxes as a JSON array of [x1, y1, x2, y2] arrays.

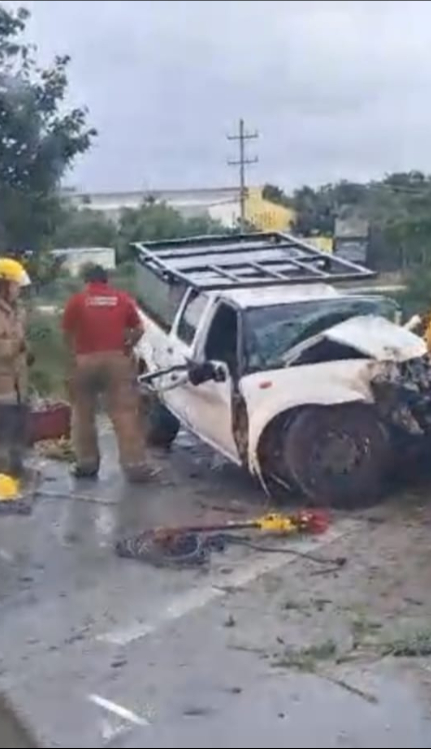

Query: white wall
[[66, 188, 242, 227], [54, 248, 116, 276], [208, 201, 240, 228]]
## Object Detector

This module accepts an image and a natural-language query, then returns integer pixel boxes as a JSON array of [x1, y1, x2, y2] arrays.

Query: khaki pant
[[69, 352, 146, 477]]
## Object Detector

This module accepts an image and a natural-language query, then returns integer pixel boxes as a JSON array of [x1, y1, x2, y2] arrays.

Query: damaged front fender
[[241, 360, 378, 478], [371, 355, 431, 436]]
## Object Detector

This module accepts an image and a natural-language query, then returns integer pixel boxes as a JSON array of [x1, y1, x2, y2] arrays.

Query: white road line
[[98, 520, 358, 647], [0, 548, 13, 562], [88, 694, 149, 727], [100, 719, 128, 743]]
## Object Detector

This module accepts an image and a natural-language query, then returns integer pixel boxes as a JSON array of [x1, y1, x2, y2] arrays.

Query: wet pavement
[[0, 427, 431, 747]]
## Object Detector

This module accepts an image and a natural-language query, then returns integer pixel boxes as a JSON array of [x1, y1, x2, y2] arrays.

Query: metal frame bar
[[132, 232, 375, 291], [209, 264, 242, 282], [248, 260, 287, 280]]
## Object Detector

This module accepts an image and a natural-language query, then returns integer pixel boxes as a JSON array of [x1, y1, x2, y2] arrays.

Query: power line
[[227, 118, 258, 233]]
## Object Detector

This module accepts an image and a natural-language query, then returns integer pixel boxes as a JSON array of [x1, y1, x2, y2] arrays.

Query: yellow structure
[[245, 187, 296, 232], [244, 189, 333, 255], [303, 235, 334, 253]]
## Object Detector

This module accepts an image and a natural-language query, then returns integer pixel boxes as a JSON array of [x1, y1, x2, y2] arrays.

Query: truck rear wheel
[[141, 391, 180, 448], [282, 404, 390, 508]]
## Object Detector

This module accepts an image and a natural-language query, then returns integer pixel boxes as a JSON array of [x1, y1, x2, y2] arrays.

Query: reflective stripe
[[85, 296, 118, 307]]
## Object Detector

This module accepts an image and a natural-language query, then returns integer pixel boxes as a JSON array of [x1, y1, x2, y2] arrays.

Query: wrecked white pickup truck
[[133, 232, 429, 508]]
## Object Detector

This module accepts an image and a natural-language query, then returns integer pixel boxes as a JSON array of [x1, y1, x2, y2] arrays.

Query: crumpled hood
[[242, 315, 426, 477], [285, 315, 426, 364]]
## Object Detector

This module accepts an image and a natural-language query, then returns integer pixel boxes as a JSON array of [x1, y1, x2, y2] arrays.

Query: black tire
[[282, 404, 390, 508], [141, 391, 180, 448]]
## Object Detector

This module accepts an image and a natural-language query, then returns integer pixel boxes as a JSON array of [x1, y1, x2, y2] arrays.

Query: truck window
[[136, 263, 186, 331], [177, 291, 208, 344], [205, 303, 238, 376], [244, 296, 399, 373]]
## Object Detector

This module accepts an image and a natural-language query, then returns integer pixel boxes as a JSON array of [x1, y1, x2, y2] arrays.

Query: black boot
[[70, 464, 99, 479]]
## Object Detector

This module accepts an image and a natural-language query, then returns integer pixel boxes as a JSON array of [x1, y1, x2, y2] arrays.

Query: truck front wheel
[[282, 404, 390, 508]]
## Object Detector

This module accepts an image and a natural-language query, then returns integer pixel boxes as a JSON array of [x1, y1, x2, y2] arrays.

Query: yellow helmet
[[0, 257, 31, 287]]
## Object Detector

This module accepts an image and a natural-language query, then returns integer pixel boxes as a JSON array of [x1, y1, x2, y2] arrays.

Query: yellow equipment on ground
[[252, 513, 295, 533], [0, 474, 21, 501]]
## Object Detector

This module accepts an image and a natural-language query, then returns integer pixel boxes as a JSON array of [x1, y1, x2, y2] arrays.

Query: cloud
[[18, 0, 431, 190]]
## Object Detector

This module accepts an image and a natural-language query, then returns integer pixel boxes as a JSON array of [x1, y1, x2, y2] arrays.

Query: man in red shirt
[[63, 265, 150, 482]]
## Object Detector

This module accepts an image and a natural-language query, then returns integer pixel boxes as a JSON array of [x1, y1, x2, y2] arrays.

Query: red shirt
[[62, 282, 142, 354]]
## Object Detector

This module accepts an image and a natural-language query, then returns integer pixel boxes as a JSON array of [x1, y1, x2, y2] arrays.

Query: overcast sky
[[17, 0, 431, 192]]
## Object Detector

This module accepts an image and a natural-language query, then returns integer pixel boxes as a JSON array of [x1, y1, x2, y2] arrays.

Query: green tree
[[52, 207, 117, 249], [277, 171, 431, 272], [292, 184, 335, 236], [0, 5, 96, 251], [117, 201, 223, 260], [262, 183, 293, 208]]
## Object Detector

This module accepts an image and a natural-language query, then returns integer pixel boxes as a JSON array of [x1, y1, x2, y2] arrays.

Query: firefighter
[[62, 264, 152, 482], [0, 257, 31, 478], [423, 313, 431, 352]]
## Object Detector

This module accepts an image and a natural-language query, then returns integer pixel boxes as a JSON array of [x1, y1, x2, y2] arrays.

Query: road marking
[[88, 694, 149, 727], [0, 547, 13, 562], [100, 719, 128, 743], [98, 520, 358, 646]]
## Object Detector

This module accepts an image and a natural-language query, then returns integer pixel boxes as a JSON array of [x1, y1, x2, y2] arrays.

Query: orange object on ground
[[292, 509, 330, 534]]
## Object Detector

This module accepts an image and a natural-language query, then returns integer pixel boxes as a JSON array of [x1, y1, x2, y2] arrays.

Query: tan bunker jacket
[[0, 299, 27, 404]]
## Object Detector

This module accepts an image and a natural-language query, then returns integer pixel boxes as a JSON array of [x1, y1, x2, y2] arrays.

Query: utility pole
[[227, 118, 258, 233]]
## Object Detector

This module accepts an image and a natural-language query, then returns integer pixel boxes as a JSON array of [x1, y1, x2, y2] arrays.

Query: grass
[[27, 309, 67, 397], [380, 629, 431, 658], [273, 638, 338, 672], [351, 614, 383, 649]]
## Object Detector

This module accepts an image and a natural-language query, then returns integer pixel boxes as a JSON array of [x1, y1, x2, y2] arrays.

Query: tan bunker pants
[[69, 351, 146, 478]]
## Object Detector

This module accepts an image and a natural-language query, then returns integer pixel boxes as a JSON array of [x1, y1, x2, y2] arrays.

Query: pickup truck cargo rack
[[133, 231, 375, 291]]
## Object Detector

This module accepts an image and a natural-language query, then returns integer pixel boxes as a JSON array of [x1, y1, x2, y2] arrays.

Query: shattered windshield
[[244, 296, 399, 373]]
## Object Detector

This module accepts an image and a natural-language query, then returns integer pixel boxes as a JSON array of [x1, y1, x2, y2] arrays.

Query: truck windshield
[[244, 296, 399, 373]]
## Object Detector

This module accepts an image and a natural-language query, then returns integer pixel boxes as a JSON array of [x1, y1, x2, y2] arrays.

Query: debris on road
[[116, 530, 227, 568], [115, 510, 330, 568], [224, 615, 236, 628], [35, 437, 74, 462]]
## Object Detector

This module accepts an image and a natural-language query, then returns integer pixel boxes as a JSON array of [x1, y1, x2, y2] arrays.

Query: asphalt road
[[0, 428, 431, 747]]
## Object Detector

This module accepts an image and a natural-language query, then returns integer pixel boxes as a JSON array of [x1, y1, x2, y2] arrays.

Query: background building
[[65, 186, 296, 233], [52, 247, 116, 276]]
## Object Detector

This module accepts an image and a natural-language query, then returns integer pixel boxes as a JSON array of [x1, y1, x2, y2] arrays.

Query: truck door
[[163, 294, 241, 463], [159, 290, 209, 423], [189, 300, 240, 462]]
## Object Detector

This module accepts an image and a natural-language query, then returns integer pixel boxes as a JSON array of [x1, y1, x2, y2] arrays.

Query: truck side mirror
[[188, 361, 227, 386]]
